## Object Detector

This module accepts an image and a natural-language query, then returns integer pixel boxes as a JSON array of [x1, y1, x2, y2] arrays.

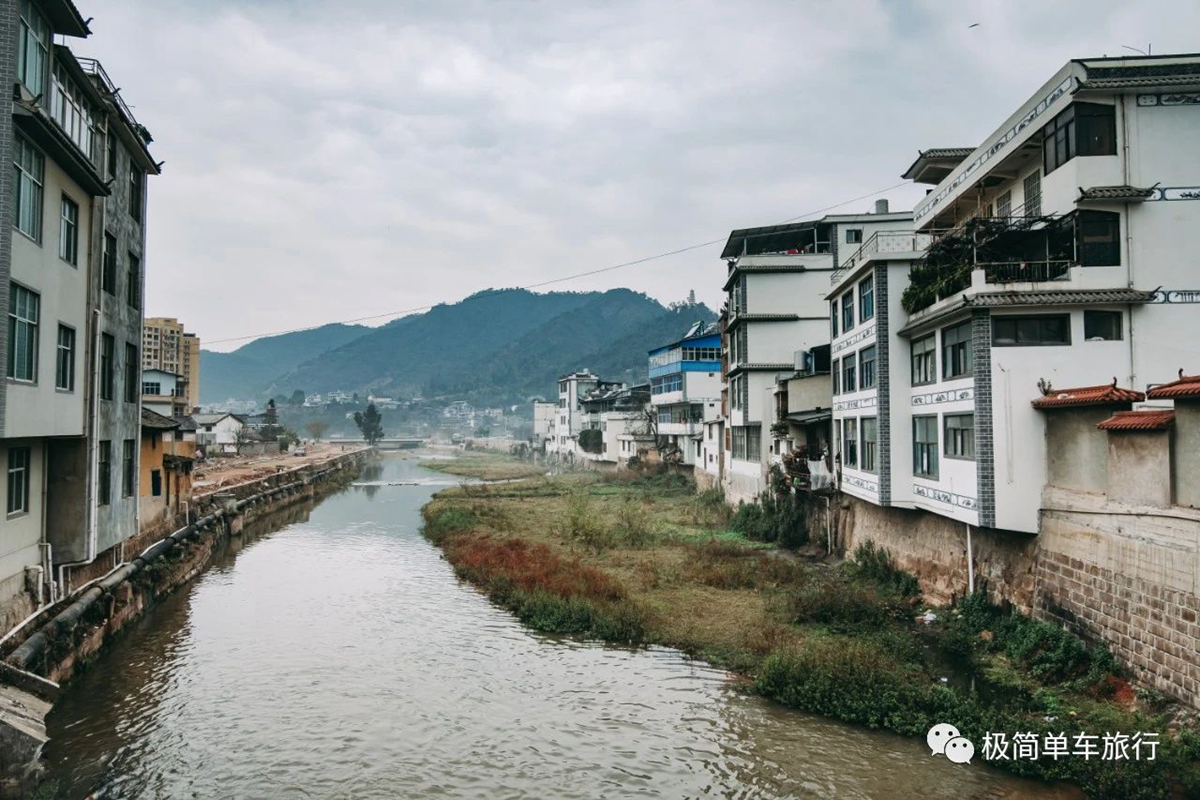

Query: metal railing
[[831, 231, 932, 285], [75, 58, 143, 134], [982, 260, 1071, 284]]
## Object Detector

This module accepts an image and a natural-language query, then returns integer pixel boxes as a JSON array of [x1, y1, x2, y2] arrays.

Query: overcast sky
[[76, 0, 1198, 351]]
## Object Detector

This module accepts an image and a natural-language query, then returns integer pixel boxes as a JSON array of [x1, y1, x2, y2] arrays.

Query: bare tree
[[305, 420, 330, 442], [232, 424, 254, 455]]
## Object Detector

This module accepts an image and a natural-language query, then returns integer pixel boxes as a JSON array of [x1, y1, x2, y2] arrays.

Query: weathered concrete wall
[[1175, 403, 1200, 509], [1107, 430, 1171, 508], [693, 466, 719, 492], [837, 495, 1039, 611], [1035, 487, 1200, 708], [1044, 407, 1112, 494]]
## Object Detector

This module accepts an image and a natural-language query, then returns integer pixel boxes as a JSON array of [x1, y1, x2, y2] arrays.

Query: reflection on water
[[43, 457, 1072, 799]]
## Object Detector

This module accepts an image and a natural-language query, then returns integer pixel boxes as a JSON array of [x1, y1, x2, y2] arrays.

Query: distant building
[[139, 408, 194, 536], [532, 401, 555, 449], [141, 367, 188, 417], [192, 413, 246, 453], [648, 321, 721, 466], [143, 317, 200, 411], [546, 369, 622, 458]]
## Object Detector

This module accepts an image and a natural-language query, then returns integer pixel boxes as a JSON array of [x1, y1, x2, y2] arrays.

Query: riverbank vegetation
[[420, 451, 546, 481], [421, 467, 1199, 799]]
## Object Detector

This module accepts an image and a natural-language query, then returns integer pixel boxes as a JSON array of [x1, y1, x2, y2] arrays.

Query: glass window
[[122, 440, 136, 497], [911, 334, 936, 386], [127, 253, 141, 307], [56, 325, 75, 391], [861, 417, 877, 472], [124, 343, 139, 403], [859, 345, 876, 390], [100, 333, 115, 400], [51, 62, 98, 160], [6, 447, 32, 516], [1023, 171, 1041, 218], [103, 233, 117, 294], [1084, 310, 1122, 341], [143, 381, 161, 395], [59, 195, 79, 265], [732, 425, 761, 461], [7, 284, 39, 382], [992, 315, 1071, 346], [941, 321, 973, 380], [98, 441, 111, 506], [845, 228, 863, 244], [1078, 211, 1120, 266], [830, 299, 838, 338], [913, 416, 938, 478], [17, 0, 49, 93], [13, 134, 44, 241], [151, 469, 162, 497], [1043, 103, 1115, 174], [129, 165, 144, 222], [858, 275, 874, 322], [841, 292, 854, 332], [1043, 105, 1075, 175], [944, 413, 975, 460], [842, 418, 858, 468], [831, 358, 840, 395], [996, 190, 1012, 219], [842, 355, 856, 393]]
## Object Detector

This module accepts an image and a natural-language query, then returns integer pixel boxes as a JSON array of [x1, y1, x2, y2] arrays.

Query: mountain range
[[200, 289, 716, 407]]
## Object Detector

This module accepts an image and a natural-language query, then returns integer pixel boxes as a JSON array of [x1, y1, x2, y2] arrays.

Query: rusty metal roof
[[1032, 379, 1145, 409], [1096, 409, 1175, 431], [1146, 370, 1200, 400]]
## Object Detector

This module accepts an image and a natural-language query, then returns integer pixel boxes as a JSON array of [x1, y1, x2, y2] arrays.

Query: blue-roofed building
[[648, 322, 722, 465]]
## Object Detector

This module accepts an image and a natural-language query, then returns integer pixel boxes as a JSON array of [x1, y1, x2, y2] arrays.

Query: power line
[[204, 180, 912, 346]]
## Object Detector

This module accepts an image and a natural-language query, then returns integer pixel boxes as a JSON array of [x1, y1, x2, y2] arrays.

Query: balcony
[[831, 231, 932, 286]]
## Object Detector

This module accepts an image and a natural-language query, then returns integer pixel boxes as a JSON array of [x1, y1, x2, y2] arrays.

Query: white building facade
[[648, 322, 721, 466]]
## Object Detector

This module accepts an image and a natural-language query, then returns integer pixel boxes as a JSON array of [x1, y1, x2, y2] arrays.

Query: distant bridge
[[327, 437, 425, 450]]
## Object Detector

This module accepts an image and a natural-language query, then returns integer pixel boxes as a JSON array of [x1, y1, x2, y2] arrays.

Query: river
[[43, 456, 1072, 798]]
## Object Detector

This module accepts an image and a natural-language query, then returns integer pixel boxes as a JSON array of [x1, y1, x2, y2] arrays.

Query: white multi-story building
[[545, 369, 621, 458], [720, 206, 913, 503], [648, 322, 721, 466], [830, 53, 1200, 534]]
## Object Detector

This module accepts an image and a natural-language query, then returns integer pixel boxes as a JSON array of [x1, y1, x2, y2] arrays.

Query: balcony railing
[[75, 57, 144, 136], [982, 260, 1071, 284], [831, 231, 932, 285]]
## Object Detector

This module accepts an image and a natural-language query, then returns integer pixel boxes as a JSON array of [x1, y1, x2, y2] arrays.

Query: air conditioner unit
[[794, 349, 814, 373]]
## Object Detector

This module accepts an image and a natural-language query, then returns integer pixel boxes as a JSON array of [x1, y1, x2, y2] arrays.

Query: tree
[[305, 420, 330, 441], [290, 389, 306, 406], [232, 423, 255, 455], [354, 403, 385, 445]]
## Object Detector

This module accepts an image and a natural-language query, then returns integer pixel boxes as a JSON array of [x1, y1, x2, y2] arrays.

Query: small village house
[[139, 409, 194, 536]]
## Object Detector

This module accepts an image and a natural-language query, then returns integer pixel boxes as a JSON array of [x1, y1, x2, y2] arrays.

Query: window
[[59, 195, 79, 265], [1023, 171, 1041, 218], [50, 62, 98, 160], [100, 334, 115, 400], [941, 321, 972, 380], [861, 417, 877, 472], [859, 345, 876, 390], [1078, 211, 1120, 266], [129, 165, 144, 222], [842, 355, 856, 393], [1043, 103, 1116, 174], [127, 253, 141, 307], [842, 418, 858, 468], [124, 343, 138, 403], [98, 441, 111, 506], [845, 228, 863, 244], [731, 425, 761, 461], [17, 0, 49, 93], [56, 325, 75, 391], [911, 334, 936, 386], [830, 299, 839, 338], [859, 275, 874, 322], [143, 381, 161, 395], [107, 133, 118, 181], [913, 416, 938, 478], [832, 358, 840, 395], [992, 315, 1070, 346], [122, 439, 135, 497], [6, 447, 32, 516], [101, 233, 117, 294], [14, 134, 44, 241], [1084, 310, 1122, 341], [996, 190, 1012, 219], [841, 292, 854, 332], [7, 284, 39, 382], [151, 469, 162, 497], [944, 414, 975, 460]]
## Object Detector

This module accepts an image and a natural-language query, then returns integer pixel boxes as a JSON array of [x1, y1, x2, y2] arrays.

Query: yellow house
[[140, 409, 196, 536]]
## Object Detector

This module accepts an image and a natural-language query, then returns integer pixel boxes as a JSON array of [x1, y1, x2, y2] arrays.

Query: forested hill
[[201, 288, 715, 406]]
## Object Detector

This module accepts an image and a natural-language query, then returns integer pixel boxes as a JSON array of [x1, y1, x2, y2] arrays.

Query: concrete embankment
[[0, 448, 370, 798]]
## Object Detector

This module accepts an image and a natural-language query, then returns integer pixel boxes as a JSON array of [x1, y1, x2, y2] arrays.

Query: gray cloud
[[75, 0, 1200, 349]]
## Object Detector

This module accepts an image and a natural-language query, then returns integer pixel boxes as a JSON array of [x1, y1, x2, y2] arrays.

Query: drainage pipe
[[965, 523, 975, 595]]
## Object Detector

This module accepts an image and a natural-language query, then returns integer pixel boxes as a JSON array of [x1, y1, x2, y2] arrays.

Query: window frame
[[842, 354, 856, 394], [842, 418, 858, 468], [913, 415, 939, 479], [831, 358, 840, 395], [1083, 310, 1122, 342], [127, 252, 141, 308], [97, 440, 111, 506], [841, 292, 854, 332], [59, 194, 79, 266], [124, 343, 139, 403], [861, 416, 877, 473], [858, 275, 874, 322], [122, 439, 136, 498], [7, 283, 40, 382], [845, 228, 863, 244], [992, 314, 1072, 347], [859, 345, 876, 391], [129, 164, 144, 222], [102, 232, 117, 295], [944, 413, 975, 461], [13, 134, 45, 243], [830, 298, 839, 338], [911, 334, 936, 387], [56, 324, 76, 391], [17, 0, 49, 94], [100, 333, 115, 400], [941, 321, 973, 380], [6, 446, 32, 516]]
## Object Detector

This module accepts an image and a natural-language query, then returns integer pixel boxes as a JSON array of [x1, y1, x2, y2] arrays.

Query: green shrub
[[610, 497, 655, 547], [422, 506, 479, 542], [730, 489, 807, 549], [560, 493, 613, 551], [848, 540, 920, 598], [789, 579, 909, 631]]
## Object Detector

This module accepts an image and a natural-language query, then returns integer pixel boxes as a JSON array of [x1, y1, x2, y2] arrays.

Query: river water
[[43, 457, 1072, 799]]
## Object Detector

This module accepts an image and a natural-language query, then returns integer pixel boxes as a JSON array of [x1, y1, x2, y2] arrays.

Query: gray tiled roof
[[1079, 185, 1157, 200], [966, 289, 1158, 307]]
